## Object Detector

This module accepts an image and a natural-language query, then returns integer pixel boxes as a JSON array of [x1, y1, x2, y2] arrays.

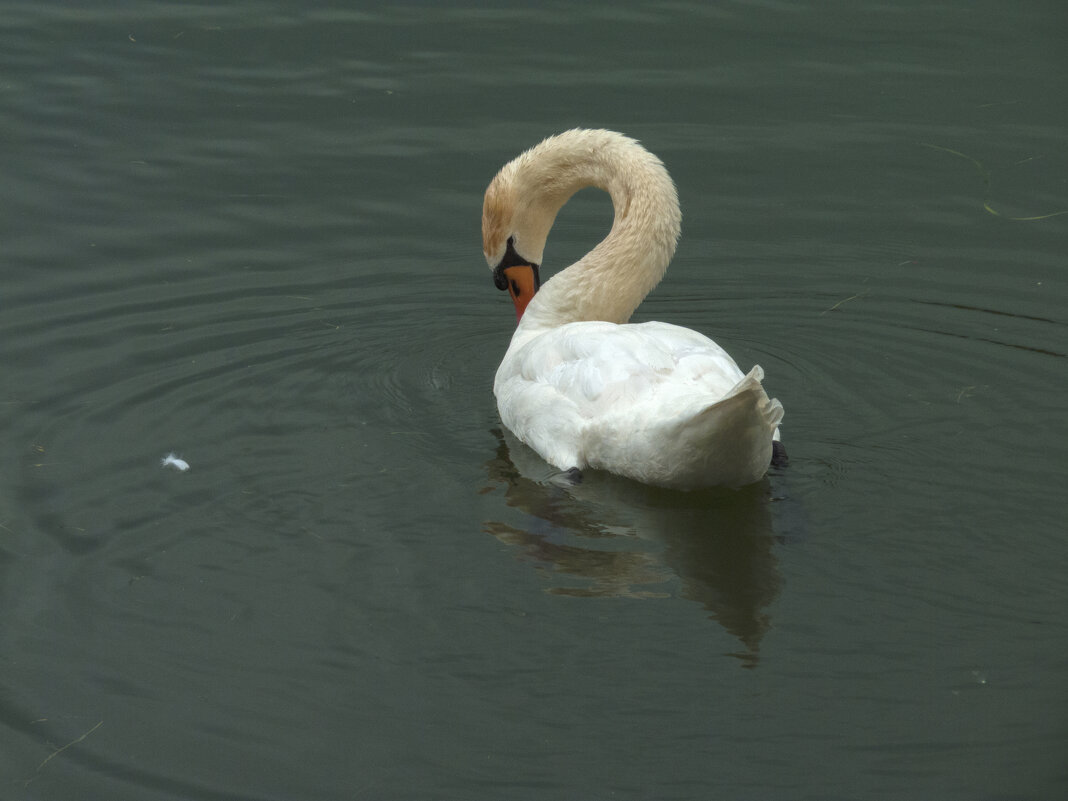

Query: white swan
[[483, 129, 783, 490]]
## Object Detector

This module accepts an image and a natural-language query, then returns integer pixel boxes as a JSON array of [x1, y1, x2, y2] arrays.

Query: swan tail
[[668, 366, 783, 489]]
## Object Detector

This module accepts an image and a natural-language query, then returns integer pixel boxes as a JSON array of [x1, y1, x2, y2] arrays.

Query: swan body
[[483, 129, 783, 490]]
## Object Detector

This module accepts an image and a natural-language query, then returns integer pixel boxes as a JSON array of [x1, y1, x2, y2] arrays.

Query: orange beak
[[501, 265, 538, 321], [492, 237, 541, 322]]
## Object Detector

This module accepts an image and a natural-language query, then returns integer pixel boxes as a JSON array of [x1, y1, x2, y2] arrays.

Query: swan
[[482, 129, 784, 490]]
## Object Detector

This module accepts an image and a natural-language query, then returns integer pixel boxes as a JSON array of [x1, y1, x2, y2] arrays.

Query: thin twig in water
[[821, 293, 863, 315], [37, 720, 103, 773], [920, 142, 1068, 220]]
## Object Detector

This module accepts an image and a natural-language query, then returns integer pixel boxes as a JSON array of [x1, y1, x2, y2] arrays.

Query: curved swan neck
[[488, 130, 682, 330]]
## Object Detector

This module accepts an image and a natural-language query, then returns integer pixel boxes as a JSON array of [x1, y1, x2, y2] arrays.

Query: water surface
[[1, 2, 1065, 799]]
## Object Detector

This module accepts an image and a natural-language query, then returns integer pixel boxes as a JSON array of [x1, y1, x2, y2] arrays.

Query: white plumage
[[483, 129, 783, 490]]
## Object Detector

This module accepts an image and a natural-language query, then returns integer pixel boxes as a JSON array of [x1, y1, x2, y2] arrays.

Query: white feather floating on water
[[161, 453, 190, 471]]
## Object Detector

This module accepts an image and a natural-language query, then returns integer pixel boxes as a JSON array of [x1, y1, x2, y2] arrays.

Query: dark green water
[[2, 2, 1065, 799]]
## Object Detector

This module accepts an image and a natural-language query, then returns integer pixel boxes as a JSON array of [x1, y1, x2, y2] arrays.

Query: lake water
[[2, 2, 1065, 799]]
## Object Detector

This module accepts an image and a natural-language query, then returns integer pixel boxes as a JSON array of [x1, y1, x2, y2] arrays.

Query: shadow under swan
[[482, 428, 803, 667]]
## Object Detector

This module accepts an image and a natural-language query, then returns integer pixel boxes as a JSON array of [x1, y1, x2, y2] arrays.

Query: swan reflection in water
[[482, 428, 802, 667]]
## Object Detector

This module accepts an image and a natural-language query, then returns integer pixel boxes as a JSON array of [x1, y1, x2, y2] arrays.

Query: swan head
[[489, 237, 541, 322], [483, 165, 554, 322]]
